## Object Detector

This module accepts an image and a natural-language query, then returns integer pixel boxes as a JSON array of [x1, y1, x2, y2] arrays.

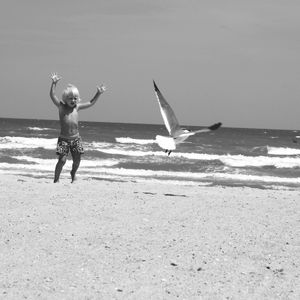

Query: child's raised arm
[[50, 73, 62, 107], [78, 84, 106, 110]]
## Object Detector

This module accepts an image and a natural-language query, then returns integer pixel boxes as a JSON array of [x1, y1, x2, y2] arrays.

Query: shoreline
[[0, 171, 299, 191], [0, 174, 299, 299]]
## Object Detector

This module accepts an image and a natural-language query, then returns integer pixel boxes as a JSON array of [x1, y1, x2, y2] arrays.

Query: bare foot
[[70, 171, 77, 183]]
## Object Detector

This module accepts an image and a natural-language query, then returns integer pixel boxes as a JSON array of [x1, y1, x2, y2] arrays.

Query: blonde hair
[[62, 84, 80, 103]]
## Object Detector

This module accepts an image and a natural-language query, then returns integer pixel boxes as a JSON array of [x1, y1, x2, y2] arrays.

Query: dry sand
[[0, 174, 299, 299]]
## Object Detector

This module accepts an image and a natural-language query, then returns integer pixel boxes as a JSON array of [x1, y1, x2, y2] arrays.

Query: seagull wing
[[153, 80, 181, 137], [192, 122, 222, 134]]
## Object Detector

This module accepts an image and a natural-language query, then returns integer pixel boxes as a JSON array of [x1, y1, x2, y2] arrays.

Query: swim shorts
[[56, 137, 84, 156]]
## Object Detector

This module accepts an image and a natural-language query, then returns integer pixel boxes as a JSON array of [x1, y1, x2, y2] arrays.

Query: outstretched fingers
[[97, 84, 106, 94], [51, 72, 62, 83]]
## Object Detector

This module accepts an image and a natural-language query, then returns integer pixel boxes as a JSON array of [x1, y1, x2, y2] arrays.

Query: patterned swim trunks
[[56, 137, 84, 156]]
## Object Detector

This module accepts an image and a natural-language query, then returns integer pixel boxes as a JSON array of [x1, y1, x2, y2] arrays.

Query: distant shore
[[0, 174, 299, 299]]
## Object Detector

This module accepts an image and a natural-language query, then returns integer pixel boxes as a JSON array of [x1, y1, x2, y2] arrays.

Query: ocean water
[[1, 117, 300, 190]]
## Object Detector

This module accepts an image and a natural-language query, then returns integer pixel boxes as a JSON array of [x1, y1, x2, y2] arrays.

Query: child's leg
[[54, 154, 67, 183], [70, 137, 84, 182], [70, 152, 81, 182]]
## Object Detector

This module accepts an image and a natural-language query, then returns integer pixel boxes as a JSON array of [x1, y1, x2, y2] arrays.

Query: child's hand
[[51, 73, 62, 84], [97, 84, 106, 94]]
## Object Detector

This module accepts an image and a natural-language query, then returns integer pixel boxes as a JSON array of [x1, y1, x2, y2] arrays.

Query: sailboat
[[153, 80, 222, 155]]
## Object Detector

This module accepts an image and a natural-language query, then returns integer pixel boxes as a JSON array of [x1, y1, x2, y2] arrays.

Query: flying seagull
[[153, 80, 222, 155]]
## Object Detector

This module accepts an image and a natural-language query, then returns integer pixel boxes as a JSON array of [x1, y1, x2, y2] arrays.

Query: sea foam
[[267, 146, 300, 156], [116, 137, 156, 145], [27, 127, 55, 131], [0, 136, 57, 150]]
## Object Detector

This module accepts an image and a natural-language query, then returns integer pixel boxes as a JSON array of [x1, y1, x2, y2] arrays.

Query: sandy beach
[[0, 174, 299, 299]]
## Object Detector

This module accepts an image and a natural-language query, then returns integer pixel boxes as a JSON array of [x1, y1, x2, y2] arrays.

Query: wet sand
[[0, 175, 299, 299]]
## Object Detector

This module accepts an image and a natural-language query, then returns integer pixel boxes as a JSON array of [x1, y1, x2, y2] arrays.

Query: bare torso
[[58, 103, 80, 139]]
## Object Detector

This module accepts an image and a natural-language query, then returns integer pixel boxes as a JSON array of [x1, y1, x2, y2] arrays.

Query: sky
[[1, 0, 300, 130]]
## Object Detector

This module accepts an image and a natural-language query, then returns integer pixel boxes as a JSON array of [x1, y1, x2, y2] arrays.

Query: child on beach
[[50, 73, 106, 183]]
